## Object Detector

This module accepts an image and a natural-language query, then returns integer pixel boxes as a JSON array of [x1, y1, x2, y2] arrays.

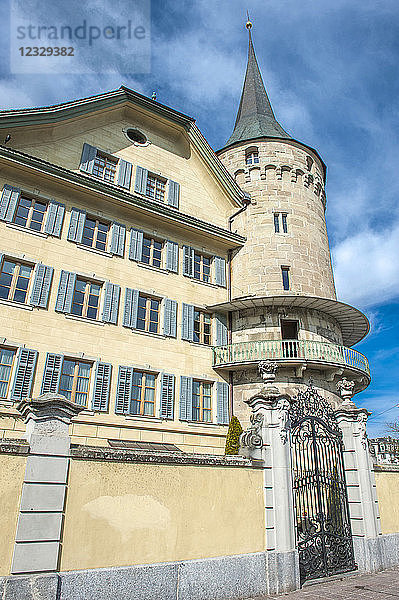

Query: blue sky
[[0, 0, 398, 436]]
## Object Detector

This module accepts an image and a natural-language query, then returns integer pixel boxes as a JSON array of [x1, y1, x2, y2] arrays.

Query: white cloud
[[333, 221, 399, 307]]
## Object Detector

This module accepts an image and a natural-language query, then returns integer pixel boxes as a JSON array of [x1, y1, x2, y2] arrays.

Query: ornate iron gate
[[290, 385, 356, 583]]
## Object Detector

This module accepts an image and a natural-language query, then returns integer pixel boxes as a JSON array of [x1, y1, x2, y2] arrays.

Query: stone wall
[[219, 139, 336, 299]]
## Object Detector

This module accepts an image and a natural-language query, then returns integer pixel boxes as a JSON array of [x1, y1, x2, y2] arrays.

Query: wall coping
[[374, 464, 399, 473], [0, 438, 29, 455], [70, 444, 256, 468]]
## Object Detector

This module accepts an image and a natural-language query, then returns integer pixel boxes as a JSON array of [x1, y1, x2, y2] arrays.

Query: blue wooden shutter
[[134, 166, 148, 194], [163, 298, 177, 338], [0, 185, 20, 222], [102, 282, 120, 324], [160, 373, 175, 419], [183, 246, 194, 277], [109, 223, 126, 256], [115, 366, 132, 414], [214, 257, 226, 287], [179, 376, 193, 421], [91, 362, 112, 412], [44, 201, 65, 237], [30, 264, 54, 308], [217, 382, 229, 425], [41, 353, 63, 394], [10, 348, 38, 401], [79, 143, 97, 173], [215, 313, 228, 346], [67, 208, 86, 243], [167, 180, 180, 209], [181, 304, 194, 341], [123, 288, 139, 328], [117, 159, 133, 189], [166, 240, 178, 273], [55, 271, 76, 313], [129, 228, 144, 261]]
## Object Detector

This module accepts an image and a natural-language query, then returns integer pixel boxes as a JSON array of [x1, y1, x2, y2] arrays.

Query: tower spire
[[222, 20, 290, 149]]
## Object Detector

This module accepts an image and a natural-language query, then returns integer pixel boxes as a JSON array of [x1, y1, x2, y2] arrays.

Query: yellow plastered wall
[[0, 454, 26, 575], [60, 459, 265, 571], [0, 122, 235, 452], [375, 469, 399, 534]]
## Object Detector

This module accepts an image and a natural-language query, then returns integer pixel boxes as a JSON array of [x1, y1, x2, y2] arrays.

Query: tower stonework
[[214, 26, 370, 426]]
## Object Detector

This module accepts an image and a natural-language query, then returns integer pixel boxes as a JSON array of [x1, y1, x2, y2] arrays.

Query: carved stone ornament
[[240, 412, 263, 450], [358, 412, 368, 449], [258, 360, 278, 383], [277, 397, 291, 444], [336, 378, 356, 403]]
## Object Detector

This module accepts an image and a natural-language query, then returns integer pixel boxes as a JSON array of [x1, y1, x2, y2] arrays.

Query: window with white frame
[[245, 148, 259, 165], [274, 213, 288, 233]]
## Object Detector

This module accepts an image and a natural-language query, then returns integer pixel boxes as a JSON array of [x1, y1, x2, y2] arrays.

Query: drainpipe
[[226, 194, 250, 417]]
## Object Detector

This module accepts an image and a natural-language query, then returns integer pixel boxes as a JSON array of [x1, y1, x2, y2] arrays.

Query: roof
[[222, 29, 291, 149], [0, 85, 246, 208], [207, 295, 370, 347]]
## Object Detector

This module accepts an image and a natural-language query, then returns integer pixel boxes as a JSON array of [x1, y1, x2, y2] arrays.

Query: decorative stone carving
[[240, 412, 263, 450], [337, 378, 356, 404], [18, 393, 85, 441], [258, 360, 278, 383], [358, 412, 368, 449], [277, 397, 291, 444]]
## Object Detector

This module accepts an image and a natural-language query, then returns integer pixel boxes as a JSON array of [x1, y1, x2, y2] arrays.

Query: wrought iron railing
[[212, 339, 370, 375]]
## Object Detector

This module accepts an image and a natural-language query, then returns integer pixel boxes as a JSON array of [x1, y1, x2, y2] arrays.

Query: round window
[[125, 128, 148, 145]]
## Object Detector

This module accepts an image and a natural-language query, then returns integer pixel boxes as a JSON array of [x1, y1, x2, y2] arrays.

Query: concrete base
[[265, 549, 300, 594], [0, 551, 295, 600], [353, 533, 399, 573]]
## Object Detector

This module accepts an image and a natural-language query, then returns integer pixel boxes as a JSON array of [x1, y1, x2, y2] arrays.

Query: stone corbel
[[295, 363, 306, 378], [326, 367, 344, 382]]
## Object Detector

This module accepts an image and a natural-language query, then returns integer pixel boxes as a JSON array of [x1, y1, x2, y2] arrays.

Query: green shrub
[[225, 416, 243, 455]]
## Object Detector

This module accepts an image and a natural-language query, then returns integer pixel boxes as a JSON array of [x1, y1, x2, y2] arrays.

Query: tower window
[[281, 267, 290, 291], [245, 148, 259, 165], [274, 213, 288, 234]]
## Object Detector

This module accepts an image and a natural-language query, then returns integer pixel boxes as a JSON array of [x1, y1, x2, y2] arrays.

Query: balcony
[[212, 339, 370, 377]]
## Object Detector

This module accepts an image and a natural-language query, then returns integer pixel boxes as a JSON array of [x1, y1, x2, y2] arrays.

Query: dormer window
[[245, 148, 259, 165]]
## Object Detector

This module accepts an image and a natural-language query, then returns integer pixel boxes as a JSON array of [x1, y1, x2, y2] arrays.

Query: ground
[[252, 566, 399, 599]]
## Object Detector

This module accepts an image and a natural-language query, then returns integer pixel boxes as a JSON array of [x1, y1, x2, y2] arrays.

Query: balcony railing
[[212, 339, 370, 376]]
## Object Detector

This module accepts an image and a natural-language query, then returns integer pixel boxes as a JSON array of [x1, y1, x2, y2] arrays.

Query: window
[[0, 259, 33, 304], [81, 216, 109, 251], [125, 128, 148, 146], [274, 213, 288, 233], [0, 347, 16, 398], [130, 371, 156, 416], [142, 236, 163, 268], [13, 195, 47, 232], [71, 279, 101, 320], [193, 380, 212, 423], [281, 267, 290, 291], [137, 294, 160, 333], [245, 149, 259, 165], [146, 174, 166, 202], [59, 359, 91, 406], [92, 152, 118, 183], [194, 310, 212, 345], [194, 252, 211, 283]]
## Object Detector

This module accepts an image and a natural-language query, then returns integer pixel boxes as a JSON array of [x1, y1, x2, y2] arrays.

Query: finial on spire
[[246, 10, 252, 30]]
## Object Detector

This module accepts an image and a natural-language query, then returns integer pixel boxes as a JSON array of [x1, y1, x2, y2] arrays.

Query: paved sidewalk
[[256, 566, 399, 599]]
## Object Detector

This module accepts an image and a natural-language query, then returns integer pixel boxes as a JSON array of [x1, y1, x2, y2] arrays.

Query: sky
[[0, 0, 398, 436]]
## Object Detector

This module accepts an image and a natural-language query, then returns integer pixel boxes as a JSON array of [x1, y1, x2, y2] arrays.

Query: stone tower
[[214, 23, 371, 426]]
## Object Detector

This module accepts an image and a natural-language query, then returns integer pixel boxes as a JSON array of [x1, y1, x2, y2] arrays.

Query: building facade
[[1, 22, 398, 600]]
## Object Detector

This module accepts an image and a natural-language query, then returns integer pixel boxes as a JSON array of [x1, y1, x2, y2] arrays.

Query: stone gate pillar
[[335, 399, 383, 572], [240, 374, 300, 594]]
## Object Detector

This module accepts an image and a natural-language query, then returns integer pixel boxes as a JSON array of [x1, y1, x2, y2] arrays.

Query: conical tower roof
[[222, 25, 291, 149]]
